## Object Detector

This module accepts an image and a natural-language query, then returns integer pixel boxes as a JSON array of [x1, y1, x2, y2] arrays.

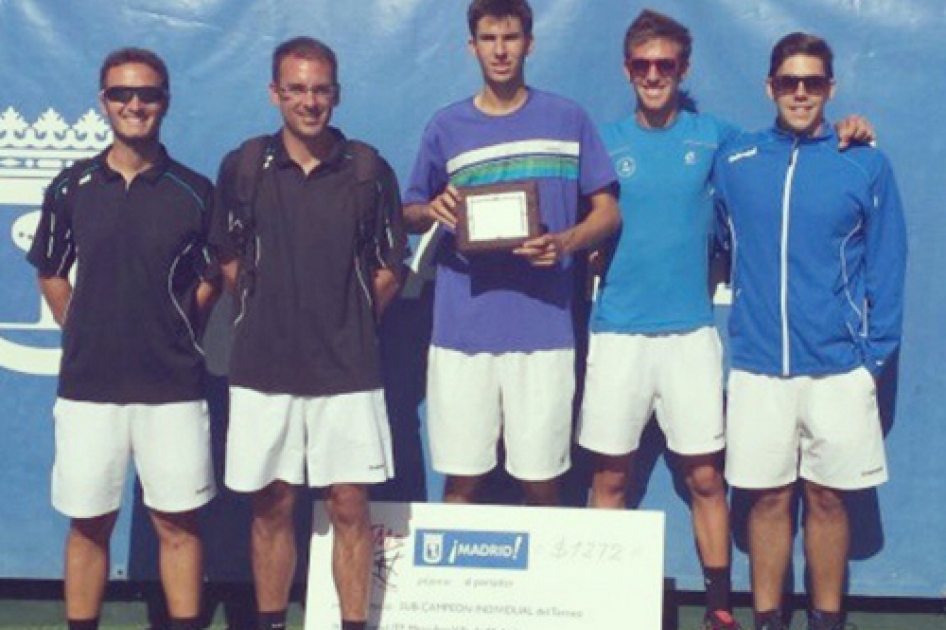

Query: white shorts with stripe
[[725, 367, 888, 490], [52, 398, 215, 519], [577, 327, 725, 456], [225, 386, 394, 491], [426, 346, 575, 481]]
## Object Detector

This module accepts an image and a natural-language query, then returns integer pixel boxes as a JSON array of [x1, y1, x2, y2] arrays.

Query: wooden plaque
[[455, 181, 541, 253]]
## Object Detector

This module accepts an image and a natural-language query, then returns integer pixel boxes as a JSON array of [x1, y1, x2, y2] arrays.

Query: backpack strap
[[227, 135, 275, 295], [229, 135, 274, 239], [341, 140, 388, 271], [342, 139, 382, 184]]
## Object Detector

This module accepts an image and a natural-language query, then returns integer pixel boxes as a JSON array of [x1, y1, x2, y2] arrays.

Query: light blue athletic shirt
[[591, 110, 739, 334]]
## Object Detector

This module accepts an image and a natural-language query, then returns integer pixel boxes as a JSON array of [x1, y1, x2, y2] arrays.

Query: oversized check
[[305, 502, 665, 630]]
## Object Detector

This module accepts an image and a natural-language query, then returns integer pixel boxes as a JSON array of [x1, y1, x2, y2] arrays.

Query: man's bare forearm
[[38, 276, 73, 327]]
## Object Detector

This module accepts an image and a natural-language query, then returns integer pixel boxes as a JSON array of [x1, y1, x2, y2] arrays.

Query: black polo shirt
[[27, 147, 215, 404], [212, 128, 406, 397]]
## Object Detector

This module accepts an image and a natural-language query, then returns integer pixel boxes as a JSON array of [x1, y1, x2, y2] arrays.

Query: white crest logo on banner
[[422, 532, 444, 564], [0, 107, 111, 375]]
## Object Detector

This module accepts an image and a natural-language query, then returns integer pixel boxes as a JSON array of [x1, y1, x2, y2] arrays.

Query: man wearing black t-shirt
[[27, 49, 217, 630], [212, 37, 406, 630]]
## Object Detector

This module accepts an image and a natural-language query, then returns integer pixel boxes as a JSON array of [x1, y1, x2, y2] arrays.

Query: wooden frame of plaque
[[455, 181, 541, 253]]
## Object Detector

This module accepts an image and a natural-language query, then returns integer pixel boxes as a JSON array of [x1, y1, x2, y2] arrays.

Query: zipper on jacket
[[779, 139, 800, 376]]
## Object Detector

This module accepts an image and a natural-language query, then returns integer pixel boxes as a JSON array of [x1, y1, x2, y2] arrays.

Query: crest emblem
[[421, 532, 444, 564], [615, 155, 636, 178], [0, 106, 111, 375]]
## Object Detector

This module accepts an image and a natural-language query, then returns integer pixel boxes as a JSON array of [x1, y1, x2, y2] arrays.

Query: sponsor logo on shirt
[[727, 147, 758, 163], [614, 156, 636, 178], [0, 107, 111, 375], [415, 529, 529, 570]]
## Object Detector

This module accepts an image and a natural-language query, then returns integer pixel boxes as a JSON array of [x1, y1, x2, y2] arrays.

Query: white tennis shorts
[[578, 327, 725, 456], [725, 367, 888, 490], [426, 346, 575, 481], [51, 398, 215, 518], [225, 386, 394, 491]]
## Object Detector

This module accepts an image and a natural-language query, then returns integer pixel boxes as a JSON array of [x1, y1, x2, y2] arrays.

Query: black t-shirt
[[27, 147, 215, 404], [212, 129, 406, 396]]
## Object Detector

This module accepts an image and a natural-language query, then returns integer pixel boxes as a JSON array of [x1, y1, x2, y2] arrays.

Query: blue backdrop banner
[[1, 0, 943, 597]]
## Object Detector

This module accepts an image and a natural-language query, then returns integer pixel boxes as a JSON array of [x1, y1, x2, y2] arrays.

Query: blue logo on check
[[415, 530, 529, 570]]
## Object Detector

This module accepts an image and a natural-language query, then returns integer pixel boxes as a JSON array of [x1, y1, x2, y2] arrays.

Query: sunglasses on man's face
[[627, 57, 680, 79], [102, 85, 167, 104], [770, 74, 832, 97]]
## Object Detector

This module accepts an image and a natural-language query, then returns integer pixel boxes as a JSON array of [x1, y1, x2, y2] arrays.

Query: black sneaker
[[806, 624, 858, 630], [807, 610, 857, 630], [755, 617, 786, 630]]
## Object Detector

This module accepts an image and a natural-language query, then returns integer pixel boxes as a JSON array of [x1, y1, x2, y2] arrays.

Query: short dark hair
[[769, 32, 834, 78], [272, 36, 339, 84], [623, 9, 692, 63], [467, 0, 533, 38], [99, 48, 169, 91]]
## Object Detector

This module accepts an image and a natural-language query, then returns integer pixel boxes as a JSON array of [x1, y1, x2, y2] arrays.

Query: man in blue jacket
[[713, 33, 907, 630]]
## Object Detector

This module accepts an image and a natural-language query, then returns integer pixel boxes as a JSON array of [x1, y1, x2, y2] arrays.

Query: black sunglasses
[[103, 85, 167, 104], [627, 57, 680, 79], [771, 74, 832, 96]]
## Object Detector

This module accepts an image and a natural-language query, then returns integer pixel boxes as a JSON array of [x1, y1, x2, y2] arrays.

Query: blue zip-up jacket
[[713, 124, 906, 377]]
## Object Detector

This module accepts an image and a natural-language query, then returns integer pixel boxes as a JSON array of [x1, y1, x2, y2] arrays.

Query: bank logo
[[0, 106, 110, 375], [415, 529, 529, 570]]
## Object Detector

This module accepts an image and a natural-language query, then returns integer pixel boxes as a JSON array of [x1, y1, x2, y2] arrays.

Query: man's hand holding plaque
[[512, 232, 568, 267], [426, 184, 461, 231]]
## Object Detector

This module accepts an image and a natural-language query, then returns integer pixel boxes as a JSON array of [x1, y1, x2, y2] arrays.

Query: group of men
[[27, 1, 905, 630], [30, 37, 405, 630]]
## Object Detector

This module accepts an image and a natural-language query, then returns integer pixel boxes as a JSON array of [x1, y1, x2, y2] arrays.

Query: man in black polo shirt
[[27, 48, 217, 630], [212, 37, 406, 630]]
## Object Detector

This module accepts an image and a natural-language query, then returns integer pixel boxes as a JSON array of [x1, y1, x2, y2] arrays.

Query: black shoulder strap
[[232, 134, 274, 227], [342, 140, 391, 277], [228, 135, 274, 295], [342, 139, 382, 184]]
